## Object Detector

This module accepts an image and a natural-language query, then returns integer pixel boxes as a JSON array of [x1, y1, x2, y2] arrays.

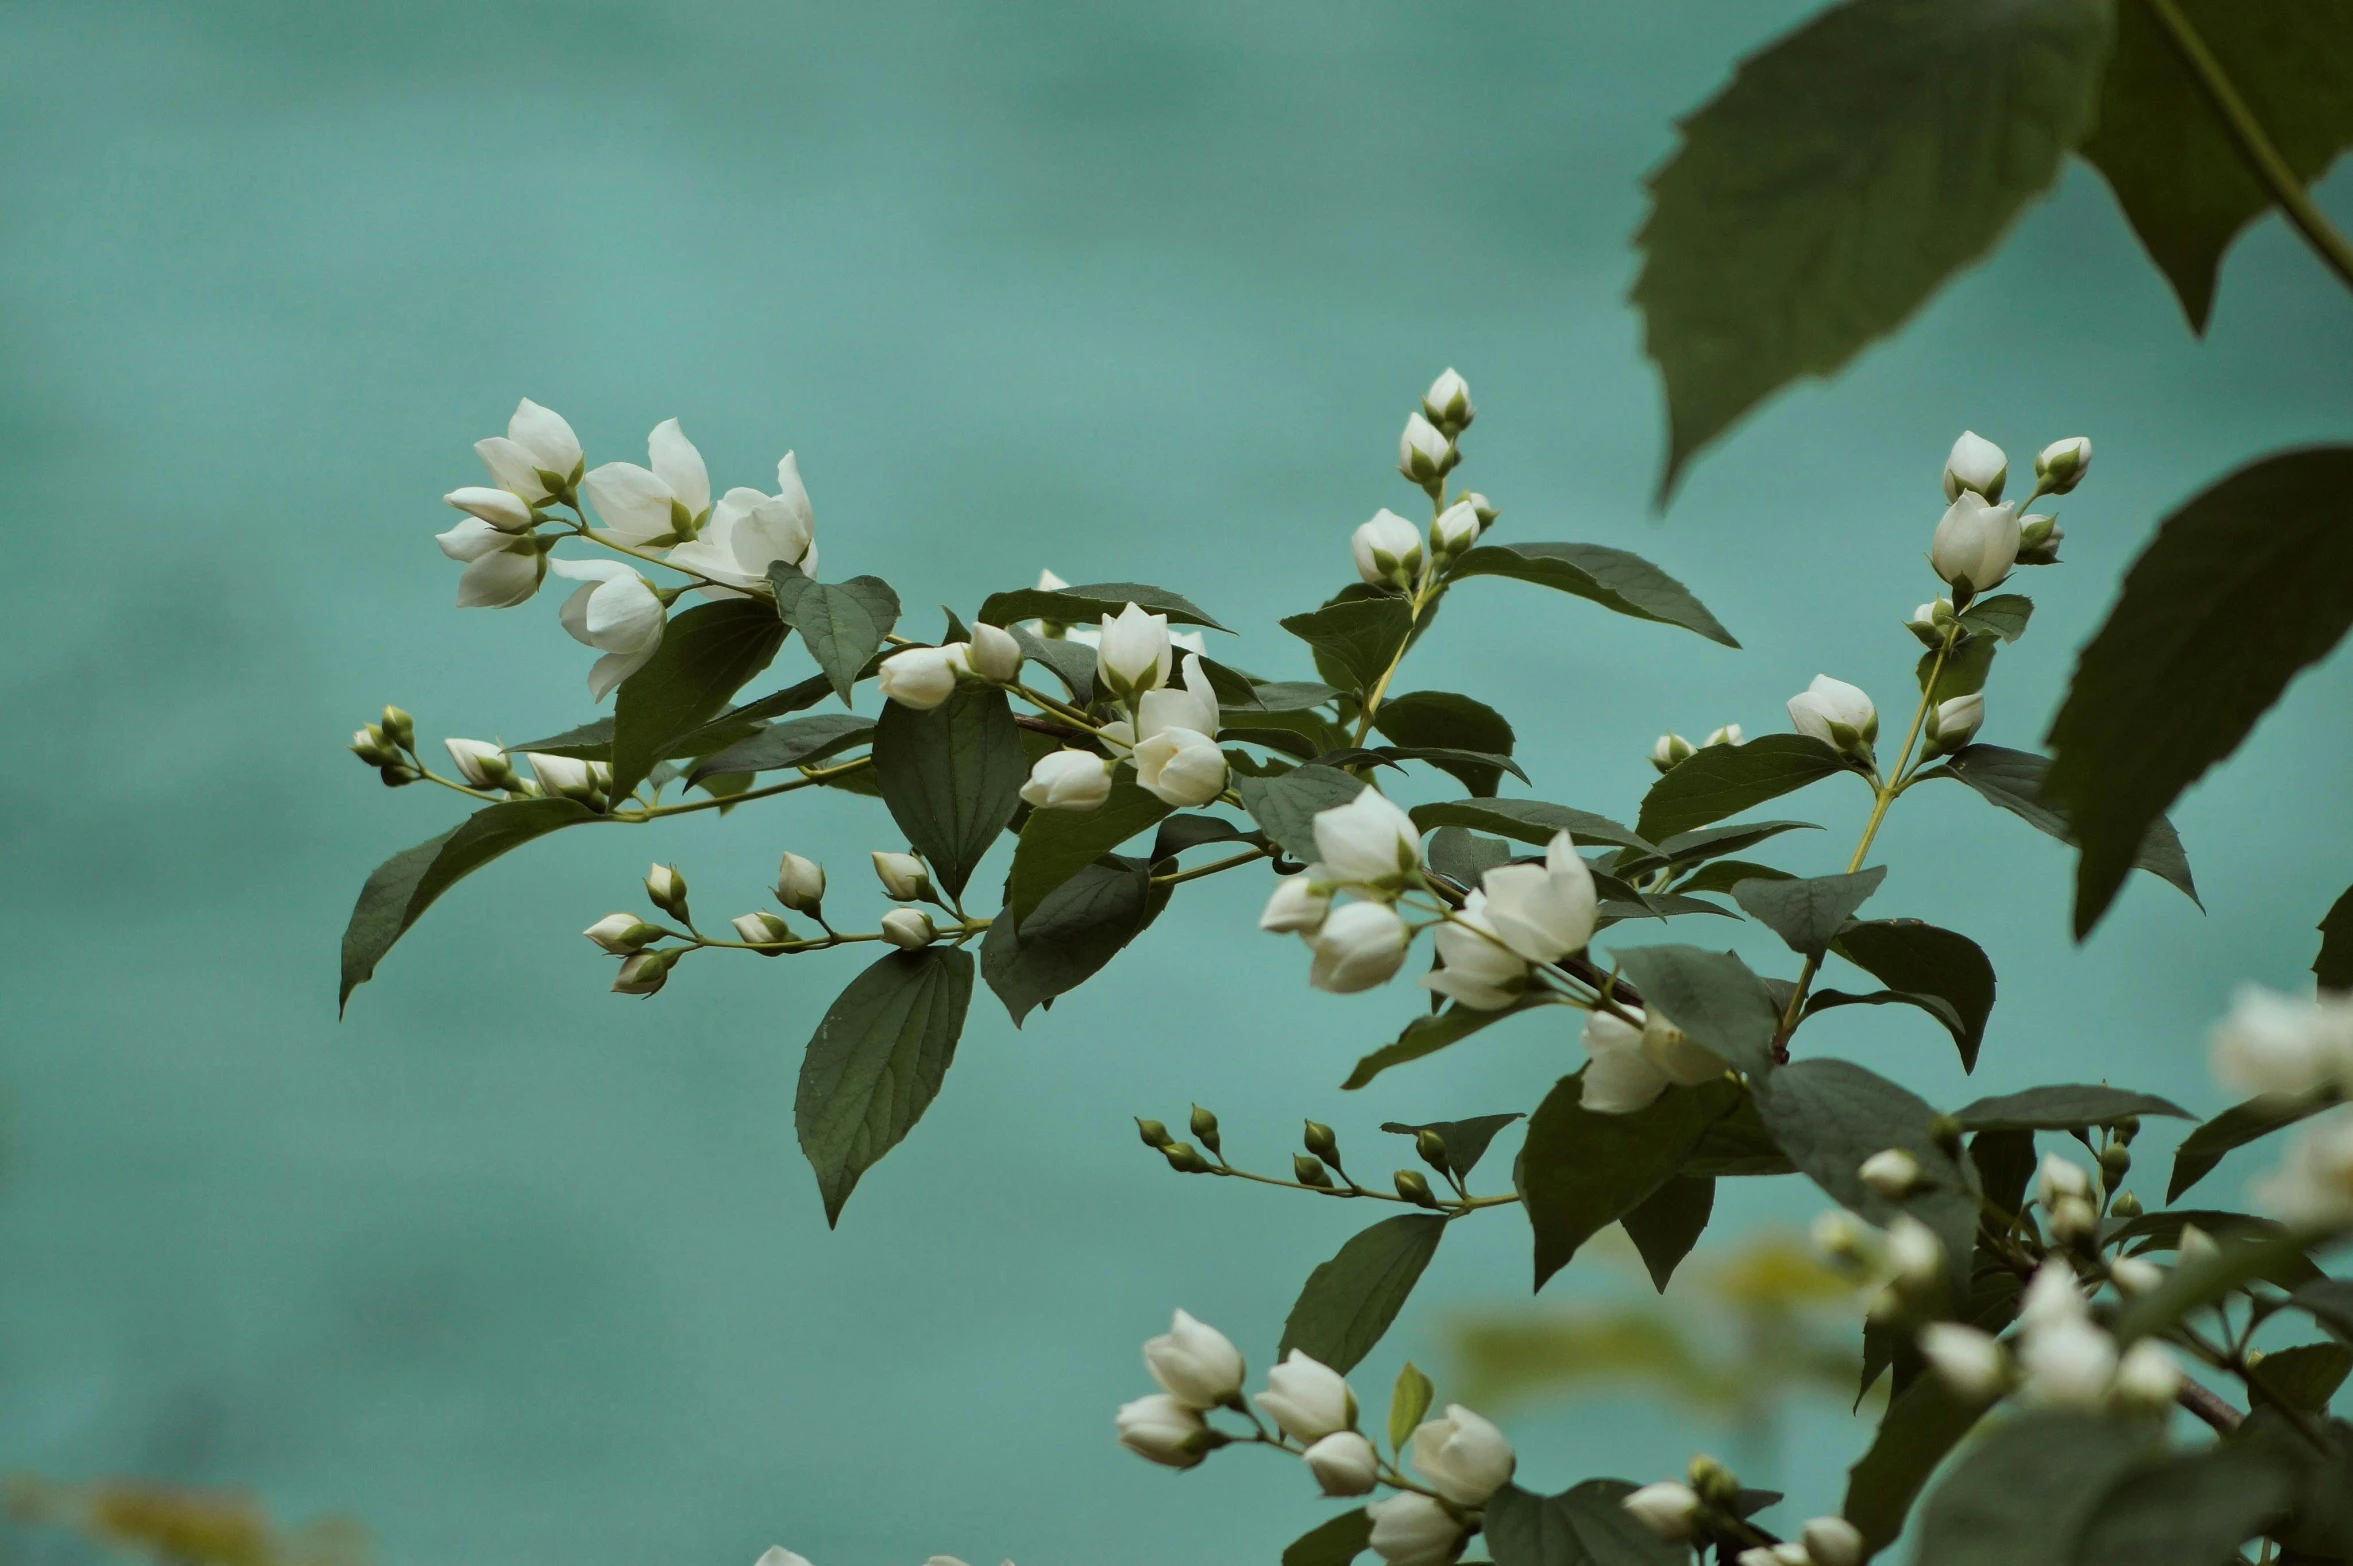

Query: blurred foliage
[[4, 1476, 367, 1566]]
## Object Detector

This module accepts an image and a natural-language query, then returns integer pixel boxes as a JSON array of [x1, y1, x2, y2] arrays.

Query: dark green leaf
[[1449, 542, 1739, 647], [1379, 1114, 1525, 1183], [2261, 1343, 2353, 1412], [794, 948, 975, 1226], [1427, 826, 1516, 889], [1634, 0, 2113, 496], [1674, 859, 1796, 896], [1218, 674, 1342, 712], [1606, 944, 1781, 1079], [1803, 988, 1969, 1054], [1235, 764, 1365, 863], [1919, 630, 1997, 707], [2114, 1228, 2331, 1345], [1376, 746, 1529, 786], [687, 713, 875, 783], [1915, 1412, 2152, 1566], [980, 857, 1153, 1026], [1971, 1127, 2037, 1222], [1149, 812, 1255, 863], [1683, 1093, 1795, 1176], [1842, 1375, 1989, 1556], [1517, 1073, 1737, 1289], [1648, 820, 1820, 869], [1952, 1084, 2190, 1132], [1374, 690, 1517, 797], [504, 716, 613, 759], [1621, 1175, 1715, 1292], [1412, 799, 1656, 856], [1009, 625, 1095, 705], [2081, 0, 2353, 332], [1281, 598, 1415, 695], [2074, 1443, 2296, 1566], [1342, 1001, 1543, 1090], [1484, 1481, 1689, 1566], [2111, 1209, 2322, 1289], [1635, 734, 1851, 842], [771, 569, 902, 704], [974, 580, 1228, 633], [2321, 885, 2353, 991], [1919, 745, 2200, 912], [1733, 866, 1888, 957], [871, 687, 1025, 900], [338, 798, 597, 1011], [2171, 1086, 2340, 1201], [1958, 593, 2034, 644], [2291, 1280, 2353, 1343], [1830, 920, 1996, 1072], [1278, 1214, 1447, 1373], [662, 670, 844, 756], [607, 598, 787, 799], [2045, 449, 2353, 934], [1281, 1509, 1372, 1566], [1005, 776, 1172, 920]]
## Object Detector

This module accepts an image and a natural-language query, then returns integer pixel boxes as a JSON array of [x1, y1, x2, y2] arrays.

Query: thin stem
[[2142, 0, 2353, 299], [1210, 1162, 1518, 1216], [610, 755, 873, 821], [1350, 486, 1451, 748], [1153, 846, 1273, 887]]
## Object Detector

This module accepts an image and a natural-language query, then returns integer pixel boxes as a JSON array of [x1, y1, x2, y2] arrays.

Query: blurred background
[[2, 1, 2350, 1562]]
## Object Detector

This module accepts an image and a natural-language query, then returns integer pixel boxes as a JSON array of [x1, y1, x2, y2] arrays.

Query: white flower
[[1408, 1404, 1515, 1506], [1366, 1493, 1462, 1566], [1942, 430, 2008, 502], [1786, 675, 1877, 757], [435, 516, 546, 608], [2018, 1258, 2091, 1333], [1802, 1517, 1865, 1566], [1021, 749, 1113, 811], [584, 913, 662, 953], [1422, 892, 1530, 1011], [2108, 1255, 2163, 1295], [664, 453, 818, 591], [2253, 1108, 2353, 1227], [1883, 1216, 1942, 1288], [775, 853, 826, 913], [1136, 654, 1220, 745], [443, 737, 514, 789], [2036, 436, 2092, 495], [474, 398, 583, 504], [1397, 412, 1453, 486], [1144, 1310, 1245, 1409], [1308, 901, 1411, 993], [879, 908, 936, 949], [1858, 1148, 1923, 1200], [1926, 692, 1984, 753], [968, 623, 1023, 683], [753, 1550, 812, 1566], [1096, 603, 1172, 698], [2111, 1341, 2181, 1413], [872, 851, 932, 901], [1650, 733, 1694, 773], [550, 559, 666, 700], [1930, 492, 2021, 598], [1579, 1009, 1671, 1114], [2048, 1194, 2099, 1244], [1312, 789, 1422, 888], [579, 418, 712, 547], [1353, 509, 1426, 588], [1918, 1323, 2007, 1401], [1431, 499, 1481, 556], [1135, 727, 1227, 807], [1621, 1482, 1700, 1542], [877, 644, 971, 710], [2211, 984, 2353, 1097], [2020, 1316, 2117, 1407], [1704, 723, 1744, 747], [525, 752, 596, 801], [1115, 1393, 1209, 1469], [1260, 875, 1332, 935], [1255, 1350, 1356, 1441], [442, 485, 536, 532], [732, 911, 791, 947], [2036, 1153, 2092, 1212], [1303, 1430, 1380, 1496], [1421, 367, 1474, 431], [1477, 830, 1597, 962], [644, 861, 685, 908], [1812, 1210, 1869, 1263]]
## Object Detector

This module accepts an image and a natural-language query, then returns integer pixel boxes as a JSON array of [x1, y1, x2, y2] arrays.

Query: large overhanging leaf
[[795, 947, 975, 1226], [1447, 542, 1739, 646], [1634, 0, 2115, 497], [2044, 447, 2353, 935]]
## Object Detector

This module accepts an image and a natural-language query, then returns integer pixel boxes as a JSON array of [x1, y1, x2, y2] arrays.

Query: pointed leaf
[[1378, 1113, 1525, 1183], [1606, 944, 1781, 1078], [1342, 1000, 1544, 1090], [870, 686, 1024, 900], [974, 581, 1228, 633], [1282, 1509, 1372, 1566], [1621, 1175, 1715, 1292], [771, 569, 902, 704], [1450, 542, 1738, 647], [2075, 1443, 2297, 1566], [1957, 592, 2033, 644], [1387, 1363, 1435, 1454], [606, 598, 787, 799], [1734, 866, 1888, 957], [1842, 1375, 1988, 1555], [1373, 690, 1518, 796], [795, 947, 975, 1225], [1281, 598, 1415, 695], [1829, 920, 1996, 1071], [687, 713, 875, 783], [1951, 1084, 2190, 1132], [2170, 1085, 2341, 1200], [1915, 1412, 2153, 1566], [1277, 1214, 1447, 1373], [980, 856, 1153, 1025], [1517, 1072, 1737, 1289], [1636, 734, 1851, 841], [1411, 798, 1656, 856], [2320, 884, 2353, 991], [1007, 777, 1172, 921]]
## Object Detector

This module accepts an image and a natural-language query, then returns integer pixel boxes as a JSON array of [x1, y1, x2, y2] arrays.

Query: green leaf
[[1803, 988, 1970, 1056], [770, 569, 902, 704], [1008, 626, 1097, 705], [338, 798, 597, 1011], [1483, 1481, 1688, 1566], [1281, 598, 1415, 695], [1006, 777, 1172, 922], [1842, 1375, 1989, 1556], [794, 947, 975, 1226], [1829, 920, 1996, 1072], [1373, 690, 1517, 797], [1235, 764, 1365, 862], [1379, 1114, 1525, 1183], [2081, 0, 2353, 333], [1674, 859, 1796, 896], [1411, 798, 1656, 856], [663, 670, 844, 755], [1647, 820, 1821, 870], [1388, 1362, 1435, 1454], [1427, 826, 1516, 889], [1149, 812, 1255, 863], [1620, 1175, 1715, 1292], [1733, 866, 1888, 957], [606, 598, 787, 799], [1277, 1214, 1447, 1373], [1957, 592, 2034, 644], [2045, 449, 2353, 934], [1918, 744, 2200, 912], [1971, 1127, 2037, 1222], [2170, 1086, 2340, 1201], [1915, 1412, 2152, 1566], [870, 686, 1025, 900], [1449, 542, 1739, 647], [686, 713, 875, 783], [1282, 1509, 1372, 1566], [1517, 1072, 1737, 1289], [504, 716, 614, 759], [1683, 1093, 1795, 1176], [1606, 944, 1781, 1079], [2291, 1279, 2353, 1343], [1952, 1084, 2190, 1132], [2320, 884, 2353, 991], [979, 856, 1153, 1026], [1376, 746, 1529, 787], [1633, 0, 2114, 497], [1919, 630, 1998, 708], [2114, 1228, 2331, 1345], [1636, 734, 1851, 841], [974, 580, 1228, 633], [2258, 1343, 2353, 1412], [1342, 1001, 1542, 1090], [2111, 1209, 2323, 1289], [2073, 1443, 2298, 1566]]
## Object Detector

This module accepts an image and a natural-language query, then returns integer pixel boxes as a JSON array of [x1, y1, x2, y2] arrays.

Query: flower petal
[[475, 436, 552, 501], [648, 418, 710, 516], [455, 546, 542, 608], [580, 462, 677, 545], [509, 398, 583, 475], [436, 516, 507, 562]]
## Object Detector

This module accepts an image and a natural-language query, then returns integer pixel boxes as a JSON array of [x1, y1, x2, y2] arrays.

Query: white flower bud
[[1734, 1549, 1781, 1566], [1365, 1493, 1462, 1566], [1621, 1482, 1701, 1542], [1408, 1404, 1515, 1506], [2036, 1153, 2093, 1212], [879, 908, 936, 949], [1924, 692, 1984, 754], [1421, 367, 1474, 433], [2210, 984, 2353, 1097], [1134, 726, 1227, 807], [1144, 1310, 1246, 1409], [2019, 1259, 2091, 1333], [1115, 1392, 1210, 1469], [1256, 1350, 1358, 1440], [526, 751, 597, 801], [2048, 1193, 2099, 1244], [1812, 1210, 1869, 1263], [1430, 499, 1481, 556], [774, 852, 826, 913], [2178, 1222, 2222, 1263], [1579, 1009, 1673, 1115], [1352, 509, 1426, 589], [444, 737, 514, 789], [1260, 875, 1332, 935], [732, 911, 792, 947], [1651, 732, 1695, 773], [1930, 493, 2021, 600], [443, 485, 536, 532], [877, 644, 971, 710], [1311, 789, 1423, 888], [645, 862, 688, 918], [1096, 603, 1173, 698], [2111, 1340, 2181, 1412], [2250, 1113, 2353, 1228], [1918, 1322, 2007, 1401], [1479, 831, 1598, 963], [2021, 1316, 2117, 1407], [1703, 723, 1743, 748], [611, 948, 676, 996], [1303, 1430, 1380, 1496], [584, 913, 664, 953], [2016, 513, 2063, 565], [967, 622, 1023, 683], [476, 398, 583, 502], [1786, 676, 1878, 759], [1020, 749, 1113, 811], [1884, 1215, 1942, 1288], [1308, 901, 1410, 993], [1423, 891, 1532, 1012], [2035, 436, 2092, 495], [1905, 600, 1948, 647], [1802, 1518, 1866, 1566], [754, 1549, 813, 1566], [2108, 1255, 2163, 1295], [1858, 1148, 1924, 1200], [1397, 412, 1454, 486], [1464, 491, 1498, 526], [872, 850, 933, 902], [1943, 430, 2008, 502], [1036, 568, 1069, 591]]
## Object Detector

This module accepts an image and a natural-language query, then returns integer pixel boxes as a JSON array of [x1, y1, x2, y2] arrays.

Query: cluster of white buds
[[1011, 604, 1229, 811], [1926, 430, 2087, 604], [1810, 1205, 1944, 1323], [1786, 676, 1878, 765], [1353, 372, 1497, 586], [2210, 983, 2353, 1099], [347, 705, 423, 787], [867, 850, 942, 949], [1254, 791, 1424, 994], [1649, 724, 1743, 773], [1623, 1458, 1862, 1566], [1917, 1260, 2180, 1412], [523, 751, 614, 808], [876, 623, 1024, 711], [2038, 1152, 2101, 1245]]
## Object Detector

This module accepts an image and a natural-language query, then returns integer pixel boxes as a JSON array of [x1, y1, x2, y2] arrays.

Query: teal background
[[2, 3, 2350, 1562]]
